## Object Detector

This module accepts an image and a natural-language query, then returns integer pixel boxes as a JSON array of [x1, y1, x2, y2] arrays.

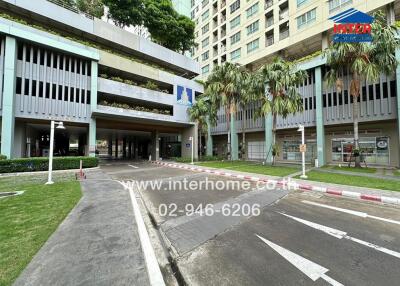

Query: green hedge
[[0, 156, 98, 173]]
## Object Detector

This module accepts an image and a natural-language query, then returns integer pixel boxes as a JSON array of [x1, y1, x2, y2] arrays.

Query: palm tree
[[188, 96, 210, 160], [238, 75, 256, 160], [251, 57, 307, 165], [323, 11, 399, 167], [206, 62, 248, 160]]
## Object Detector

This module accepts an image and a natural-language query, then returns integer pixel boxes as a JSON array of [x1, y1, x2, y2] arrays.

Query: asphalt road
[[101, 161, 400, 286]]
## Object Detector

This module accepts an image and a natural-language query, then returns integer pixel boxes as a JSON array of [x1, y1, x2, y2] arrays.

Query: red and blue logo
[[329, 8, 374, 43]]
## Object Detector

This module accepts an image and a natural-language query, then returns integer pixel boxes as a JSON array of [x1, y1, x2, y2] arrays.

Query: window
[[230, 48, 241, 61], [202, 37, 209, 48], [297, 0, 310, 7], [202, 51, 209, 61], [230, 0, 240, 14], [297, 8, 316, 29], [230, 31, 241, 45], [328, 0, 352, 13], [202, 23, 209, 34], [246, 20, 259, 35], [230, 15, 241, 29], [247, 38, 259, 53], [202, 65, 210, 74], [246, 2, 259, 18], [202, 9, 209, 21]]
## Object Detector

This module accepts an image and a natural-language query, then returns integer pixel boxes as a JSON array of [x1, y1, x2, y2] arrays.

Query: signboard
[[376, 137, 388, 150], [299, 144, 307, 153], [177, 86, 193, 106], [329, 8, 374, 43]]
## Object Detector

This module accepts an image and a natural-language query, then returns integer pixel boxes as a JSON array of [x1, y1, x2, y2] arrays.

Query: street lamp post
[[297, 124, 307, 179], [46, 121, 66, 185], [189, 136, 194, 164]]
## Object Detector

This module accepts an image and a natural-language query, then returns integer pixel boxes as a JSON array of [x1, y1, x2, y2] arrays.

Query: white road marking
[[118, 181, 166, 286], [256, 234, 344, 286], [128, 165, 139, 169], [302, 200, 400, 226], [279, 212, 400, 259]]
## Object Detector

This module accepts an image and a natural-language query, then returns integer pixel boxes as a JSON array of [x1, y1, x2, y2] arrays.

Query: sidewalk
[[154, 161, 400, 205], [13, 170, 150, 286]]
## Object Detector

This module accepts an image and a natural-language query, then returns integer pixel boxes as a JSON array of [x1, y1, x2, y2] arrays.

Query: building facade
[[0, 0, 202, 160], [191, 0, 400, 167], [173, 0, 192, 17]]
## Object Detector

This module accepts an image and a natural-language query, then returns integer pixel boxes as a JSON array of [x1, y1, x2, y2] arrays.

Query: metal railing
[[47, 0, 94, 20]]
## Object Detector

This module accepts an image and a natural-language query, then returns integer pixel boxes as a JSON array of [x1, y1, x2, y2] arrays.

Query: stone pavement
[[14, 170, 150, 286]]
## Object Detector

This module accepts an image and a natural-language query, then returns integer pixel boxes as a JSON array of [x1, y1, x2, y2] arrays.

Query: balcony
[[279, 29, 289, 40], [266, 17, 274, 28], [279, 9, 289, 21], [266, 36, 274, 47], [265, 0, 274, 10]]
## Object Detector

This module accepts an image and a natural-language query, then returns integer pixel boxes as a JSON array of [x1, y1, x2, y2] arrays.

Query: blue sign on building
[[329, 8, 374, 43], [177, 86, 193, 106]]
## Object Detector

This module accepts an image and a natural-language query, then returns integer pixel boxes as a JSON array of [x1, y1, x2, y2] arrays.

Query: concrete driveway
[[102, 161, 400, 286]]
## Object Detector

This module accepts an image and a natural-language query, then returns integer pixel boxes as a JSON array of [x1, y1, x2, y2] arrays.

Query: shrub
[[0, 154, 7, 160], [0, 156, 98, 173]]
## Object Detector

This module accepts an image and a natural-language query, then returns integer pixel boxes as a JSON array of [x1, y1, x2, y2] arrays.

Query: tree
[[102, 0, 195, 53], [188, 96, 216, 160], [103, 0, 144, 27], [251, 57, 307, 165], [323, 11, 399, 167], [76, 0, 104, 18], [206, 62, 248, 160], [144, 1, 195, 53]]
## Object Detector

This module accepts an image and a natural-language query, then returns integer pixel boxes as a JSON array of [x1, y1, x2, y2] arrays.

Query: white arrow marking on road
[[279, 212, 400, 259], [301, 200, 400, 226], [256, 234, 344, 286], [128, 165, 139, 169]]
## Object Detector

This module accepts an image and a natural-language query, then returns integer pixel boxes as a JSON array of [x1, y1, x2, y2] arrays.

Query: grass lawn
[[331, 166, 376, 174], [300, 171, 400, 192], [0, 173, 81, 286], [196, 161, 300, 177]]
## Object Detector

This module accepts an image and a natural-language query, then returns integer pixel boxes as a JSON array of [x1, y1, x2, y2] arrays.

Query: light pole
[[297, 124, 307, 179], [46, 121, 66, 185], [189, 136, 194, 164]]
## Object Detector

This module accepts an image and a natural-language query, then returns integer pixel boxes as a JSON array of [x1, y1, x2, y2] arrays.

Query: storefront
[[282, 140, 317, 164], [331, 136, 390, 165]]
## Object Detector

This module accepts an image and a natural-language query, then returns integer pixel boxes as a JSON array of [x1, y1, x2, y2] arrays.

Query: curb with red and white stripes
[[153, 161, 400, 206]]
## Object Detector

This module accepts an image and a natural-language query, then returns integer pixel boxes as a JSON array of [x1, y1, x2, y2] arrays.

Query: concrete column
[[264, 114, 273, 164], [206, 117, 213, 156], [387, 3, 395, 25], [108, 137, 113, 156], [151, 131, 160, 161], [88, 118, 96, 157], [134, 138, 139, 159], [315, 66, 326, 167], [128, 140, 132, 158], [230, 111, 238, 160], [1, 36, 17, 159], [181, 125, 198, 159], [90, 61, 98, 111], [122, 138, 127, 158], [395, 49, 400, 167], [115, 138, 118, 158]]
